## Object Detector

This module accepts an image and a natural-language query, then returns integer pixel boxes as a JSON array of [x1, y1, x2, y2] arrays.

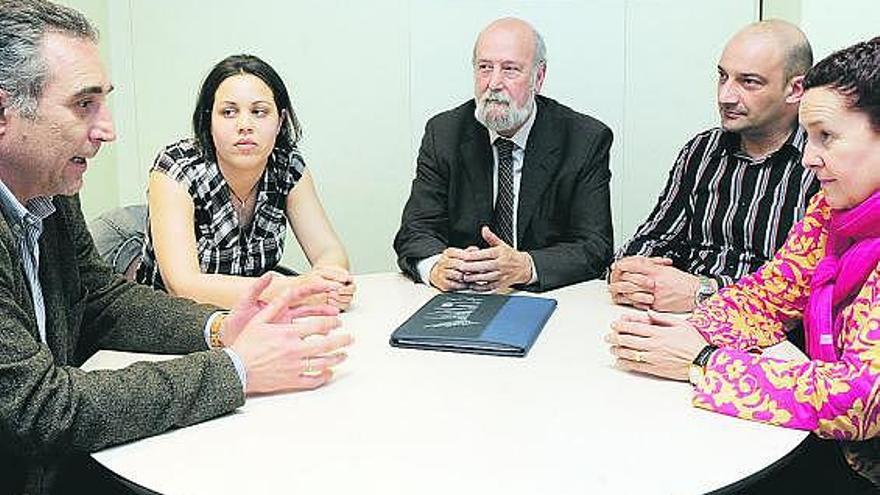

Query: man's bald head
[[732, 20, 813, 82], [473, 17, 546, 76]]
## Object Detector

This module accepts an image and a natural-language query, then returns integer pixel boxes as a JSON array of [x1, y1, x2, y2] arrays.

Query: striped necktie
[[493, 137, 515, 246]]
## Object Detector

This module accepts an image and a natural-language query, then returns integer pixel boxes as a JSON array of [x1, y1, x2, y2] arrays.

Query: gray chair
[[89, 204, 300, 281], [88, 204, 147, 280]]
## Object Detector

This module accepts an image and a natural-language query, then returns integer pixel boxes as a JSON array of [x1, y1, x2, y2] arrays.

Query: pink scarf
[[804, 191, 880, 362]]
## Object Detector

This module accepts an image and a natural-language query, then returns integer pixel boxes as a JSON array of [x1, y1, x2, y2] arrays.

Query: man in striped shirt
[[609, 20, 819, 313]]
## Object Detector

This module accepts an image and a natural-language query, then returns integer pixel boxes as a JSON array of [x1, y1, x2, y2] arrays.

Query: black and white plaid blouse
[[136, 138, 305, 291]]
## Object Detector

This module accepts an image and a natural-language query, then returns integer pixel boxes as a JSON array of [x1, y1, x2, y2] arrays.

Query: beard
[[474, 89, 535, 134]]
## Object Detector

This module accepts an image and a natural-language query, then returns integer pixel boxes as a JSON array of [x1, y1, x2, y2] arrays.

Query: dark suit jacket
[[394, 95, 613, 291], [0, 195, 244, 494]]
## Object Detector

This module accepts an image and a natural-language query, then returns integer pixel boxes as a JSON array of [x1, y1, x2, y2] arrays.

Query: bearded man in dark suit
[[394, 17, 613, 293]]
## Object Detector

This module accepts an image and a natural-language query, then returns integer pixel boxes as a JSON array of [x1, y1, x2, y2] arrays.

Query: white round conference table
[[85, 273, 809, 494]]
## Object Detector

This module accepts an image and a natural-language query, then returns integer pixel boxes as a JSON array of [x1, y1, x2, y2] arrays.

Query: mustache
[[480, 90, 511, 105], [719, 103, 746, 114]]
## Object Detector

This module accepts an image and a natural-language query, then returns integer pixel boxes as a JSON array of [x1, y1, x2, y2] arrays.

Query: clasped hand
[[607, 256, 700, 312], [222, 274, 354, 395], [270, 266, 357, 311], [430, 226, 532, 293], [605, 311, 708, 381], [299, 266, 357, 310]]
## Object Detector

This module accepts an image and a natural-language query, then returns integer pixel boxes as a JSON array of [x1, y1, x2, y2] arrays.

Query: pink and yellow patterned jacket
[[688, 191, 880, 444]]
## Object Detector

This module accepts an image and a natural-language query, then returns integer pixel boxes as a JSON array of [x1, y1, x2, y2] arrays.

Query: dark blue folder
[[390, 293, 557, 357]]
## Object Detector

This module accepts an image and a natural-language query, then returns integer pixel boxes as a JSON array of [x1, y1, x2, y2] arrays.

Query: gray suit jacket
[[394, 96, 614, 291], [0, 195, 244, 494]]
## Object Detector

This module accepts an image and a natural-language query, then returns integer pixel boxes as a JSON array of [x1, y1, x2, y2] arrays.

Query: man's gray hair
[[532, 28, 547, 84], [0, 0, 98, 119]]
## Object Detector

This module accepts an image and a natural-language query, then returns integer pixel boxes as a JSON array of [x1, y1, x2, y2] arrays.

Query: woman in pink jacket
[[607, 36, 880, 490]]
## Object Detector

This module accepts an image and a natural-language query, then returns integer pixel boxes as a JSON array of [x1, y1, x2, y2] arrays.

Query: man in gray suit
[[0, 1, 352, 493]]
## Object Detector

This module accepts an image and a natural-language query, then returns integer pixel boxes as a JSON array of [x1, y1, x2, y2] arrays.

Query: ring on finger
[[305, 357, 314, 373], [634, 351, 645, 363]]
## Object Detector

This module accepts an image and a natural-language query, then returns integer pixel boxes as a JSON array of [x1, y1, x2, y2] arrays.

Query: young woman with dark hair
[[137, 54, 355, 310]]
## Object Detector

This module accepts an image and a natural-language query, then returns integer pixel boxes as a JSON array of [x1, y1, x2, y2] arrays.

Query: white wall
[[78, 0, 759, 274], [799, 0, 879, 59], [764, 0, 879, 59]]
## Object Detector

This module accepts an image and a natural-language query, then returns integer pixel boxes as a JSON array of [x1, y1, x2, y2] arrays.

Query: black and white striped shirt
[[616, 126, 818, 286], [137, 138, 305, 291]]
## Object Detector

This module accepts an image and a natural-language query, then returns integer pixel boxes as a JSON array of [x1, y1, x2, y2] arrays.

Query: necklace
[[230, 180, 260, 231], [229, 180, 259, 209]]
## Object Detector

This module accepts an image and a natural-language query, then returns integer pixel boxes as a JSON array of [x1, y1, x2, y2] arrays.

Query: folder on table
[[389, 292, 556, 357]]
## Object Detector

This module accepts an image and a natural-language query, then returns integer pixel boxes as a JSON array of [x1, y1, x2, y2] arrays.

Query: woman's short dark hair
[[804, 36, 880, 132], [192, 54, 302, 163]]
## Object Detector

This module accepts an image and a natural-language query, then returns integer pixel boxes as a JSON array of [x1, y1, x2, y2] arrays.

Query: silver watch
[[695, 275, 716, 306]]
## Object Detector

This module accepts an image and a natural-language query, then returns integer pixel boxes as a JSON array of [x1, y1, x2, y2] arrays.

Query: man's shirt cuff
[[525, 252, 538, 285], [417, 254, 442, 286], [222, 348, 248, 393]]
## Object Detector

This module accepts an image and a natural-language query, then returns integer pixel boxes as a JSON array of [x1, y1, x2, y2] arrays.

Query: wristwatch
[[695, 275, 717, 306], [209, 311, 230, 349], [688, 344, 718, 386]]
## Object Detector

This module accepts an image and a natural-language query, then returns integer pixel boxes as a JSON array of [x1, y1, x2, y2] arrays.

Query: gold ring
[[305, 357, 314, 373], [635, 351, 645, 363]]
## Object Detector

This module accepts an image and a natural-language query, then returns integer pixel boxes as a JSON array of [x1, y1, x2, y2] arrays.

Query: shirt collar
[[0, 178, 31, 228], [0, 179, 55, 230], [713, 125, 805, 163], [487, 98, 539, 151]]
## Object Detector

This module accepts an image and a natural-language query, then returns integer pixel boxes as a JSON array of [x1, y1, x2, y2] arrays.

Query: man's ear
[[533, 61, 547, 94], [786, 75, 806, 104]]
